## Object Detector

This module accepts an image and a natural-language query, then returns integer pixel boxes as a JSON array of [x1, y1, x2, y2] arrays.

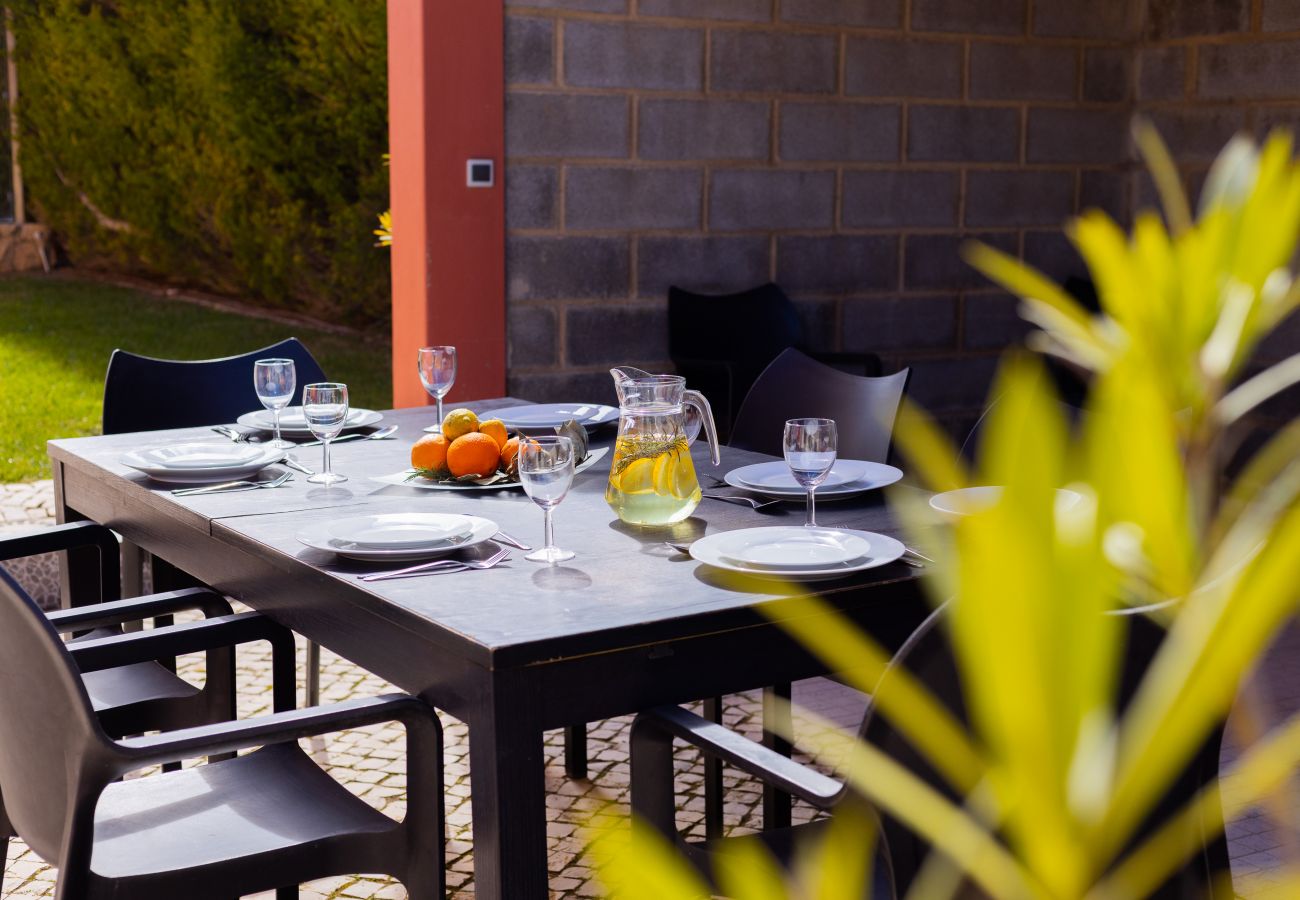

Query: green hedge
[[10, 0, 390, 325]]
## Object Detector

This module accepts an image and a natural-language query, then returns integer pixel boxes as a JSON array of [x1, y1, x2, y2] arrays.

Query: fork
[[492, 530, 533, 551], [702, 492, 782, 510], [171, 471, 293, 496], [212, 425, 259, 443], [358, 547, 511, 582]]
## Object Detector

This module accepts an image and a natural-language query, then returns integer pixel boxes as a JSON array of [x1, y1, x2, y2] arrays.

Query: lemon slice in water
[[619, 457, 656, 494]]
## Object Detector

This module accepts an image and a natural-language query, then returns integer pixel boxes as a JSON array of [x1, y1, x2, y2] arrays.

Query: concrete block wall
[[502, 0, 1292, 424]]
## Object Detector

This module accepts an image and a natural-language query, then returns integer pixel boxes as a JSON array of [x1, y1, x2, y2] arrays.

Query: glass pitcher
[[605, 372, 720, 526]]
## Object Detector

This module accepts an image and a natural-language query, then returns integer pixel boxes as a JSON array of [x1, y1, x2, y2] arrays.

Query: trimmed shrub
[[10, 0, 390, 325]]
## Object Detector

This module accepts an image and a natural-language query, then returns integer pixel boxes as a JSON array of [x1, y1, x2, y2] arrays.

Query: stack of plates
[[689, 526, 905, 581], [297, 513, 497, 561], [120, 443, 285, 484], [723, 460, 903, 501], [237, 407, 383, 437]]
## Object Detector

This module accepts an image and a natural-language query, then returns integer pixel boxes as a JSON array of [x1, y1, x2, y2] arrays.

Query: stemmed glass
[[303, 383, 349, 485], [518, 436, 576, 564], [417, 346, 457, 431], [253, 358, 296, 449], [783, 418, 837, 527]]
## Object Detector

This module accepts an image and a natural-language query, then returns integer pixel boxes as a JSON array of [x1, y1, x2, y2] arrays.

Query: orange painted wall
[[387, 0, 505, 409]]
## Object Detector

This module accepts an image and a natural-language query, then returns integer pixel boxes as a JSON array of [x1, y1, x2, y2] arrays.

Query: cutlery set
[[358, 546, 512, 582], [171, 471, 294, 496], [213, 423, 399, 448]]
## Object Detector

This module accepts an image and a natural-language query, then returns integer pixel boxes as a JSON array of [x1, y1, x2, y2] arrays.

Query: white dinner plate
[[713, 527, 874, 571], [929, 486, 1084, 519], [297, 515, 498, 562], [327, 513, 476, 551], [489, 403, 619, 431], [237, 407, 383, 436], [723, 460, 903, 499], [135, 443, 264, 469], [690, 528, 905, 581], [732, 460, 870, 492], [370, 446, 610, 492], [121, 444, 286, 484]]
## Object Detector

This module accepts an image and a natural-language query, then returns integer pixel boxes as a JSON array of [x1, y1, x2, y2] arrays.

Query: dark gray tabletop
[[50, 399, 920, 668]]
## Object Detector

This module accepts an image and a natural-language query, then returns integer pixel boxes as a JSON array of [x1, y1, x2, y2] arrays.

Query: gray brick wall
[[503, 0, 1295, 422]]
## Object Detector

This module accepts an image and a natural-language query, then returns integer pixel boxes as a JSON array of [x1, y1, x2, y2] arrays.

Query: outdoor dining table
[[48, 398, 928, 899]]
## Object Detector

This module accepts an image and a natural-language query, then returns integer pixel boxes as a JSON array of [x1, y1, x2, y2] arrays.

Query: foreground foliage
[[10, 0, 389, 324], [596, 128, 1300, 898]]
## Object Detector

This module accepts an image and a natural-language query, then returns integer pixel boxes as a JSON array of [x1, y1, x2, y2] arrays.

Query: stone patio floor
[[1, 480, 1298, 899]]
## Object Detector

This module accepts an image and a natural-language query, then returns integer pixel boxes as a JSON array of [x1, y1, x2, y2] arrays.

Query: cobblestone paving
[[0, 481, 1298, 898]]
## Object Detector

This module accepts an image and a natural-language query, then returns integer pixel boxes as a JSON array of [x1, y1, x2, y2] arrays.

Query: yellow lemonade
[[605, 434, 701, 525]]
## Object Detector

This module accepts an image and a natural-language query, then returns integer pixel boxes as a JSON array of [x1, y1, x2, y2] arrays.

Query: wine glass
[[303, 382, 349, 485], [518, 436, 576, 564], [783, 418, 837, 527], [253, 358, 297, 449], [417, 346, 457, 431]]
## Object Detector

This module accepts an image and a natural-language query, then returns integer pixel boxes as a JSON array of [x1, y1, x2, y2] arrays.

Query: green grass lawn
[[0, 275, 391, 483]]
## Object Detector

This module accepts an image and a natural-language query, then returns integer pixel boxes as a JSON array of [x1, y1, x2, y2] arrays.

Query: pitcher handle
[[683, 389, 721, 466]]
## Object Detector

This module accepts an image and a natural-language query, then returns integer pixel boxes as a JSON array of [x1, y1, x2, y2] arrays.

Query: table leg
[[762, 682, 793, 830], [462, 684, 549, 900], [53, 464, 99, 610], [563, 724, 587, 779]]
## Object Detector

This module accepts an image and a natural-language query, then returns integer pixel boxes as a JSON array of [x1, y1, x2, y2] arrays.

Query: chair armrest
[[0, 521, 120, 604], [67, 611, 288, 673], [810, 350, 882, 376], [116, 694, 439, 770], [634, 705, 842, 809], [47, 587, 232, 632]]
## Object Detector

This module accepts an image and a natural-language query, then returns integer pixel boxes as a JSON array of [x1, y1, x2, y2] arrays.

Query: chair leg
[[305, 640, 321, 706], [564, 724, 588, 779], [0, 792, 11, 866], [762, 682, 793, 830], [703, 696, 724, 840]]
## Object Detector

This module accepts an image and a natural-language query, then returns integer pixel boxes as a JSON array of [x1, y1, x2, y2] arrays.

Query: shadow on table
[[532, 565, 593, 591]]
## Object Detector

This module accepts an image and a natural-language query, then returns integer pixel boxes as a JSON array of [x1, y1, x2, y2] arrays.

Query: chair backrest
[[102, 337, 328, 434], [728, 348, 909, 462], [861, 605, 1229, 898], [668, 282, 804, 372], [0, 569, 104, 862]]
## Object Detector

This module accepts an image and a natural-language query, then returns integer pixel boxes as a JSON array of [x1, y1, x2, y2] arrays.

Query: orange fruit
[[500, 436, 520, 470], [479, 418, 508, 450], [410, 434, 449, 473], [446, 432, 501, 478]]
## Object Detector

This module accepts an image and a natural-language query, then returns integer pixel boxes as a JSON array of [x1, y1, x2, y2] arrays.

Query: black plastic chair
[[669, 284, 881, 438], [102, 337, 327, 435], [0, 522, 256, 738], [630, 606, 1231, 898], [728, 348, 910, 463], [0, 566, 445, 899], [101, 337, 328, 703]]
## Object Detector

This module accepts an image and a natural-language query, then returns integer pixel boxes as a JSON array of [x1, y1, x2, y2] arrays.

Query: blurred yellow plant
[[593, 125, 1300, 898]]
